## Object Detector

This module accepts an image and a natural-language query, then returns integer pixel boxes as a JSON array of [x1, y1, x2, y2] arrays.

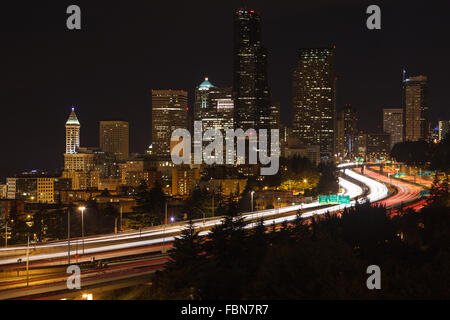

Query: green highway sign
[[328, 194, 338, 204], [394, 173, 407, 178], [319, 195, 328, 204], [338, 195, 350, 204], [319, 195, 351, 204], [417, 171, 437, 176]]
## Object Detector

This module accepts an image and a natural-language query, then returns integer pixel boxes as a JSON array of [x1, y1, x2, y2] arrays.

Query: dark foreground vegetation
[[104, 182, 449, 300]]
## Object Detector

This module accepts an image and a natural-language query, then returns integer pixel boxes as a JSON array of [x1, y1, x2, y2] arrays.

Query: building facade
[[65, 107, 80, 154], [383, 108, 403, 148], [99, 120, 129, 161], [151, 90, 188, 156], [292, 47, 336, 160], [403, 75, 429, 141], [438, 120, 450, 141], [62, 109, 100, 190], [194, 77, 235, 163], [233, 8, 271, 131]]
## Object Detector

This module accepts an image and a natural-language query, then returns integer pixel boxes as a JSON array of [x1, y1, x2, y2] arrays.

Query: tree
[[130, 180, 166, 227], [150, 220, 205, 299], [391, 140, 432, 165], [316, 161, 339, 194]]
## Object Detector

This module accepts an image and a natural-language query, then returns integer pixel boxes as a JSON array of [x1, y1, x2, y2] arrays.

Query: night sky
[[0, 0, 448, 180]]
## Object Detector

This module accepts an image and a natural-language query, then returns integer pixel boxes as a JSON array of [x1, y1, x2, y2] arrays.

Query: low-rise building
[[172, 165, 201, 197]]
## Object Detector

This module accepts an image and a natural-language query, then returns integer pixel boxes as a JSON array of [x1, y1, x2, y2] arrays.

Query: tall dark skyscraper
[[233, 8, 271, 131], [342, 104, 358, 156], [292, 47, 336, 160]]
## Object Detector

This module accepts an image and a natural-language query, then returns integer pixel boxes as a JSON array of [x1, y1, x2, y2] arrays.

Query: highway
[[0, 164, 428, 299], [358, 167, 423, 208], [0, 254, 168, 300], [0, 175, 366, 266]]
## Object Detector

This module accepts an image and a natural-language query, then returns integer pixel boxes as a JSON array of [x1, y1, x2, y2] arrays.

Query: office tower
[[292, 47, 336, 160], [279, 124, 291, 157], [354, 132, 367, 158], [99, 120, 129, 160], [233, 8, 271, 131], [65, 107, 80, 154], [194, 77, 234, 132], [269, 102, 280, 130], [193, 78, 234, 163], [383, 108, 403, 148], [439, 120, 450, 140], [151, 89, 188, 156], [342, 104, 358, 156], [367, 133, 391, 160], [194, 77, 217, 121], [403, 75, 429, 141], [335, 112, 345, 159]]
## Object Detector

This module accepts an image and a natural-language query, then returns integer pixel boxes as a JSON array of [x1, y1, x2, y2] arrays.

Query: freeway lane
[[0, 176, 365, 267], [0, 254, 168, 300], [0, 169, 392, 299], [357, 167, 423, 208]]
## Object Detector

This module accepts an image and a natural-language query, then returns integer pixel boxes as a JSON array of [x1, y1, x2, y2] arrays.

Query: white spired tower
[[65, 107, 80, 154]]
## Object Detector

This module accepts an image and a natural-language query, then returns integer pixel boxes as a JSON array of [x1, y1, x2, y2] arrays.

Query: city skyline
[[0, 1, 449, 302], [1, 1, 449, 179]]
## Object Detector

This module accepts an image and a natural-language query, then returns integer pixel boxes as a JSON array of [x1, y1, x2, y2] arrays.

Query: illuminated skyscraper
[[99, 120, 129, 160], [194, 77, 234, 130], [233, 8, 270, 131], [63, 108, 99, 190], [292, 47, 336, 160], [65, 107, 80, 154], [439, 120, 450, 140], [151, 89, 188, 156], [194, 77, 234, 163], [335, 112, 345, 159], [403, 75, 429, 141], [383, 108, 403, 148], [269, 102, 280, 130]]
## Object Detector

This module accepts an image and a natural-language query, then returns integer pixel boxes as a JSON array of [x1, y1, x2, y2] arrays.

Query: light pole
[[276, 197, 281, 215], [25, 216, 33, 287], [5, 219, 7, 248], [162, 201, 167, 254], [212, 192, 215, 218], [26, 231, 30, 287], [120, 206, 123, 231], [78, 206, 86, 255], [67, 207, 70, 265], [250, 191, 255, 212]]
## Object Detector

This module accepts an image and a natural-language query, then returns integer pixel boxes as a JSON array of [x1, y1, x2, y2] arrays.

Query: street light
[[78, 206, 86, 255], [67, 207, 71, 265], [162, 201, 167, 254], [25, 215, 34, 287], [250, 191, 255, 212]]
